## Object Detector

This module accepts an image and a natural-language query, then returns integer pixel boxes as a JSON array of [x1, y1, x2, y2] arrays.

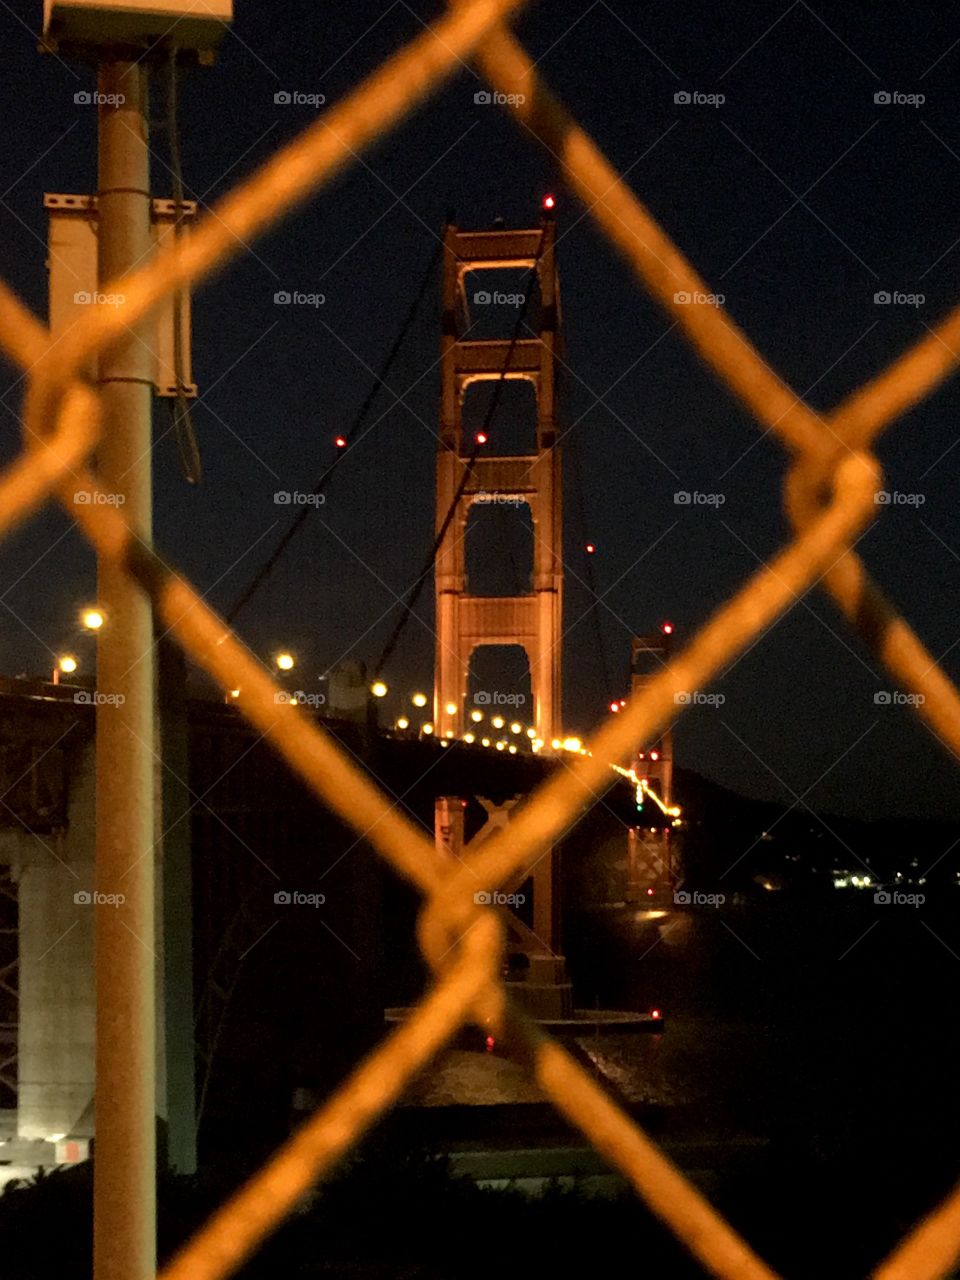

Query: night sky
[[2, 1, 960, 819]]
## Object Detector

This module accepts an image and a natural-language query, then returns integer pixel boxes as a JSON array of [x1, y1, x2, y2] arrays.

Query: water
[[563, 896, 960, 1276]]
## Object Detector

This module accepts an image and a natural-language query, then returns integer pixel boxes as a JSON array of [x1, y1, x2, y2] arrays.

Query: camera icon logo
[[474, 91, 492, 105], [474, 890, 493, 905], [474, 690, 491, 705], [74, 890, 92, 905], [674, 91, 691, 104], [874, 691, 892, 704], [673, 291, 691, 304], [74, 91, 92, 105], [73, 691, 92, 705], [274, 890, 292, 905], [274, 491, 292, 504], [274, 691, 291, 704], [74, 291, 92, 305], [473, 290, 491, 305], [74, 491, 91, 504], [874, 490, 891, 504], [874, 291, 891, 304], [674, 691, 692, 705], [274, 91, 292, 104], [674, 491, 692, 504], [874, 890, 891, 904], [274, 291, 291, 305], [874, 91, 891, 105], [673, 890, 691, 904]]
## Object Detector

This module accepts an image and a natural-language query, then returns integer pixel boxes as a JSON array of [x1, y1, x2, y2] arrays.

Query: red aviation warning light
[[335, 435, 347, 449], [475, 431, 488, 446], [542, 193, 556, 211], [661, 621, 674, 635], [585, 542, 596, 555], [609, 700, 621, 713]]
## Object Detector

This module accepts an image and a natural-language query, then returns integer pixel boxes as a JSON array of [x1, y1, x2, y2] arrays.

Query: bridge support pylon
[[434, 218, 562, 744]]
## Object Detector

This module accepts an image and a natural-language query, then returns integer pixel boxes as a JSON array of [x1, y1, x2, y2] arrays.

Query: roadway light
[[510, 721, 522, 734], [463, 732, 475, 744], [491, 716, 505, 729], [563, 736, 582, 752], [496, 740, 506, 751], [470, 709, 483, 723], [58, 655, 78, 674], [526, 727, 536, 739], [395, 717, 409, 730], [481, 737, 491, 747], [371, 680, 388, 698], [422, 722, 434, 735], [444, 702, 458, 716], [275, 652, 295, 672], [412, 692, 428, 708], [80, 607, 105, 632], [508, 744, 518, 754]]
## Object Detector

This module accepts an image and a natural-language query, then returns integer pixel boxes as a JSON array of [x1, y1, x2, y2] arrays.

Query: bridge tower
[[434, 216, 562, 742]]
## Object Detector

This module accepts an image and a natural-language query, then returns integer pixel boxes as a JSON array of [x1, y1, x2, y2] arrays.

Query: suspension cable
[[225, 240, 442, 626]]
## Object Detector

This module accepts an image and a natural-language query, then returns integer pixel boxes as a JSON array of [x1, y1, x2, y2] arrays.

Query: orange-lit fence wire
[[1, 2, 960, 1277]]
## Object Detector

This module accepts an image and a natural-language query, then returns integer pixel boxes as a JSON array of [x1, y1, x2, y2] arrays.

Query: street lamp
[[275, 652, 295, 672], [371, 681, 388, 698], [80, 607, 105, 632]]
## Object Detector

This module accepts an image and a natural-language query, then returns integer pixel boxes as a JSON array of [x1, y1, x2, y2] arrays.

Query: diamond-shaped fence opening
[[3, 2, 960, 1278]]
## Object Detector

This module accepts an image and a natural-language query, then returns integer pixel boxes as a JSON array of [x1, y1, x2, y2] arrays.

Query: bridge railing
[[2, 1, 960, 1276]]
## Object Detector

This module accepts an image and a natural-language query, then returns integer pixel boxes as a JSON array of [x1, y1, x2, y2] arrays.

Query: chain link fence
[[3, 1, 960, 1275]]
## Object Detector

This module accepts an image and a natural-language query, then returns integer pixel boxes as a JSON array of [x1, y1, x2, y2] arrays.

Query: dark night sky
[[2, 1, 960, 819]]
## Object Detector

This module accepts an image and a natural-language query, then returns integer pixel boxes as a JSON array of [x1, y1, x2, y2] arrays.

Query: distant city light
[[396, 717, 409, 730], [80, 607, 105, 632], [276, 652, 295, 671], [412, 692, 428, 708], [651, 1009, 661, 1020], [444, 702, 458, 716], [464, 732, 475, 744], [470, 709, 484, 722], [371, 681, 388, 698], [526, 727, 537, 739], [481, 737, 491, 747], [496, 740, 506, 751], [491, 716, 505, 729], [562, 736, 582, 752], [422, 723, 434, 735], [551, 738, 562, 750], [58, 655, 78, 674], [508, 744, 518, 754], [510, 721, 522, 734]]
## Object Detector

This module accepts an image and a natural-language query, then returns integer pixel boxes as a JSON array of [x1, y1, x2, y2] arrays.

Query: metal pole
[[94, 58, 156, 1280]]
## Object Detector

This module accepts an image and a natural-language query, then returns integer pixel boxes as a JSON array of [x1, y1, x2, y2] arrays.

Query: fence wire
[[2, 1, 960, 1276]]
